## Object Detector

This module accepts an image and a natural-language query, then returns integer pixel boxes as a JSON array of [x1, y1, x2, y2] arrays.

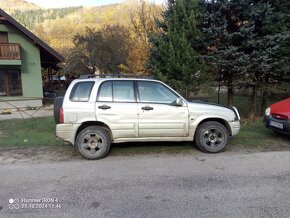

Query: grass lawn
[[0, 116, 289, 155], [229, 119, 290, 151], [206, 94, 279, 118], [0, 117, 64, 147]]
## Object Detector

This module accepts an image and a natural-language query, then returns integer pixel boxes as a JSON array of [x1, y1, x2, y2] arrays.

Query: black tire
[[54, 96, 64, 124], [195, 121, 229, 153], [76, 126, 111, 160]]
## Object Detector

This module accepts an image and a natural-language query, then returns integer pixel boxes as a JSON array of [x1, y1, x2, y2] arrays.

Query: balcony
[[0, 43, 21, 60]]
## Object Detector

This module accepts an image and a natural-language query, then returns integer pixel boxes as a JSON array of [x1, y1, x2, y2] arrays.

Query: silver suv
[[55, 77, 240, 159]]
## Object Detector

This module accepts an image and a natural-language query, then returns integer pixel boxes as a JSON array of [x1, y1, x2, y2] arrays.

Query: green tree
[[197, 0, 285, 117], [254, 0, 290, 115], [147, 0, 200, 97], [245, 2, 286, 120], [197, 0, 256, 106]]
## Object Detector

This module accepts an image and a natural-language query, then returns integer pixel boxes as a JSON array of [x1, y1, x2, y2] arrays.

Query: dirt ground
[[0, 145, 81, 165], [1, 139, 290, 165]]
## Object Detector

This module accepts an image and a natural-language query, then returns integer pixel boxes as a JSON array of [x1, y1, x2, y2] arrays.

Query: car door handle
[[142, 106, 153, 111], [98, 105, 111, 110]]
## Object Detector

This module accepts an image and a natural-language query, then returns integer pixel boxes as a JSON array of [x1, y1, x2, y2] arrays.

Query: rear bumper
[[56, 124, 80, 145], [264, 115, 290, 135]]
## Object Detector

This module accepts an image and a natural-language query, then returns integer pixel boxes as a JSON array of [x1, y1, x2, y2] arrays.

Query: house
[[0, 8, 64, 109]]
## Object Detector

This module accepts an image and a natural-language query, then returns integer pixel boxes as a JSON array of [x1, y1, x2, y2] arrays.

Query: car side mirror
[[175, 98, 183, 106]]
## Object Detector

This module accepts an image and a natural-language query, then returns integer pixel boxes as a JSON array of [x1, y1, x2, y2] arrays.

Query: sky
[[26, 0, 165, 8]]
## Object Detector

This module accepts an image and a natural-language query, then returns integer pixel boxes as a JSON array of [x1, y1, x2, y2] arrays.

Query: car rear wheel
[[195, 121, 229, 153], [76, 126, 111, 160]]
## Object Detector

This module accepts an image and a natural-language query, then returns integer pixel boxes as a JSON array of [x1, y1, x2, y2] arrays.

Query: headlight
[[265, 107, 271, 116], [232, 106, 240, 121]]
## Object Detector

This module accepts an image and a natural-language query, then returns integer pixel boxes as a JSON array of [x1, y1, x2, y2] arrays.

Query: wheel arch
[[75, 121, 113, 145], [196, 118, 232, 136]]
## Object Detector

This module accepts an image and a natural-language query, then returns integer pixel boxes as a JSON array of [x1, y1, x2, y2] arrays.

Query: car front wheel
[[195, 121, 229, 153], [76, 126, 111, 160]]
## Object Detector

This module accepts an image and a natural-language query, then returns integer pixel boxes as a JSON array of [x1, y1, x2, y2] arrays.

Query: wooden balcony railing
[[0, 43, 21, 60]]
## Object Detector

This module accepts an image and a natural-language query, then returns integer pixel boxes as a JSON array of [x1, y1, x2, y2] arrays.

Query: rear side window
[[98, 81, 135, 102], [98, 81, 113, 102], [70, 81, 94, 102]]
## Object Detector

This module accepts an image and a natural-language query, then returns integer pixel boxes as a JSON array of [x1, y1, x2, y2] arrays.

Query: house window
[[0, 69, 22, 96], [0, 32, 8, 43]]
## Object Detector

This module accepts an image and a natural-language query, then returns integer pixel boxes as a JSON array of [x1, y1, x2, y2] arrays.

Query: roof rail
[[79, 74, 153, 79]]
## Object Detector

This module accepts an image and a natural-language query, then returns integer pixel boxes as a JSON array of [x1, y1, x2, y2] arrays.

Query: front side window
[[70, 81, 94, 102], [113, 81, 135, 102], [98, 81, 135, 102], [137, 81, 178, 104], [0, 69, 22, 96]]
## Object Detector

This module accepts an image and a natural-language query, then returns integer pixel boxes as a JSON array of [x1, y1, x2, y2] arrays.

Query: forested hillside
[[0, 0, 162, 76], [0, 0, 39, 11], [10, 7, 83, 30], [31, 3, 138, 53], [1, 0, 159, 54]]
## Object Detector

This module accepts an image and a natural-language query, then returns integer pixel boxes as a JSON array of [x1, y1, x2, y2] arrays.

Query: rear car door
[[95, 80, 138, 139], [137, 81, 189, 138]]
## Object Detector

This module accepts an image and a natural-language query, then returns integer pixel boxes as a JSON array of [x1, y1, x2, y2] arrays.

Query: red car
[[264, 98, 290, 135]]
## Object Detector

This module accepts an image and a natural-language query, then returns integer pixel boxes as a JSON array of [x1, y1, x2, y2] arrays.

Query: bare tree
[[127, 0, 162, 75], [65, 25, 130, 76]]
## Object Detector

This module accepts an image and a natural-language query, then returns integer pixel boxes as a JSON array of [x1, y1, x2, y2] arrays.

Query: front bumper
[[229, 121, 240, 136], [264, 115, 290, 135], [56, 124, 81, 145]]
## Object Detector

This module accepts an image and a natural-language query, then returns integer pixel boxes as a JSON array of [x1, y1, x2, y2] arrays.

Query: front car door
[[95, 80, 138, 139], [137, 81, 189, 138]]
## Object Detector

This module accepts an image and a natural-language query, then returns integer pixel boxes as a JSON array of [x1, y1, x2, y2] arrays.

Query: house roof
[[0, 8, 64, 67]]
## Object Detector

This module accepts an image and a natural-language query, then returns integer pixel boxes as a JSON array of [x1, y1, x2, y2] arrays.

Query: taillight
[[60, 108, 64, 123]]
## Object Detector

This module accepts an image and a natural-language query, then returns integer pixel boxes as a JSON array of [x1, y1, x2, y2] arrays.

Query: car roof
[[79, 73, 153, 78], [75, 77, 157, 83]]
